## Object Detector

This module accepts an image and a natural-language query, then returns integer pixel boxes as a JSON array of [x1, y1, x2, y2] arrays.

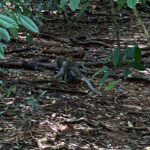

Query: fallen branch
[[0, 60, 57, 71], [34, 86, 87, 95], [5, 46, 36, 54], [123, 126, 149, 131], [63, 117, 118, 131], [43, 49, 85, 59], [110, 73, 150, 83], [36, 136, 65, 150], [70, 39, 111, 47], [39, 33, 68, 43]]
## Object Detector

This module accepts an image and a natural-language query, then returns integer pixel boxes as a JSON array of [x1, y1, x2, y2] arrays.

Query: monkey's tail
[[80, 73, 102, 95]]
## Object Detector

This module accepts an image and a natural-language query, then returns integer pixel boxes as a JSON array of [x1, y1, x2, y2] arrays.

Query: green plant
[[93, 66, 109, 87], [0, 85, 16, 99], [43, 0, 89, 21], [28, 91, 46, 110], [105, 79, 121, 90], [117, 0, 150, 47], [117, 0, 146, 10], [0, 12, 39, 62], [123, 45, 145, 79], [0, 80, 3, 85], [93, 44, 145, 90], [0, 0, 40, 48]]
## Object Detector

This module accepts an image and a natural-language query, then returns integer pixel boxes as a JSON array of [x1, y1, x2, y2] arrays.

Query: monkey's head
[[57, 56, 66, 68]]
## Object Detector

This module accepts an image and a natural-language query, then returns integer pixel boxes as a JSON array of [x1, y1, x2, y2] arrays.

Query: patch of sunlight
[[140, 68, 150, 75], [92, 143, 105, 150], [145, 146, 150, 150], [68, 143, 79, 149], [123, 104, 142, 110], [80, 144, 90, 149], [73, 124, 93, 132]]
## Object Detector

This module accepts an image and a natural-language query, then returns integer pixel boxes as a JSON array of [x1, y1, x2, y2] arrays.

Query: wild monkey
[[55, 56, 102, 95]]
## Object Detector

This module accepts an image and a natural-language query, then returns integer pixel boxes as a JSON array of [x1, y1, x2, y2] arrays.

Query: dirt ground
[[0, 4, 150, 150]]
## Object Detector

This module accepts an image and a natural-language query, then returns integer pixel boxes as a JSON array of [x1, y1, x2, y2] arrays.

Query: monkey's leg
[[66, 69, 78, 82], [55, 61, 67, 80]]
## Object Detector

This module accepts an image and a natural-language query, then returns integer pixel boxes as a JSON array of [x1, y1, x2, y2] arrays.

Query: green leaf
[[105, 79, 121, 90], [35, 103, 40, 110], [0, 80, 3, 84], [0, 68, 6, 73], [60, 0, 68, 8], [29, 99, 35, 108], [18, 15, 39, 33], [46, 0, 53, 8], [32, 16, 43, 26], [0, 44, 4, 59], [0, 27, 10, 42], [124, 66, 130, 79], [5, 85, 16, 98], [0, 14, 18, 28], [26, 31, 33, 42], [9, 28, 19, 37], [38, 91, 47, 100], [128, 121, 133, 127], [104, 52, 113, 63], [0, 3, 3, 9], [130, 41, 136, 45], [69, 0, 80, 11], [0, 111, 5, 116], [6, 12, 19, 24], [130, 61, 145, 70], [117, 0, 125, 10], [113, 48, 121, 66], [134, 45, 141, 62], [0, 43, 7, 49], [140, 0, 146, 5], [28, 96, 35, 101], [77, 2, 89, 19], [125, 46, 135, 59], [92, 66, 109, 78], [100, 70, 109, 86], [126, 0, 137, 8]]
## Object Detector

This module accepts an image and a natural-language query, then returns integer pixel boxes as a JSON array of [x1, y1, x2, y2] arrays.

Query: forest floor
[[0, 4, 150, 150]]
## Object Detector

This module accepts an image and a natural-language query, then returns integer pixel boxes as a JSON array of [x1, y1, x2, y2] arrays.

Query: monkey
[[55, 56, 102, 95]]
